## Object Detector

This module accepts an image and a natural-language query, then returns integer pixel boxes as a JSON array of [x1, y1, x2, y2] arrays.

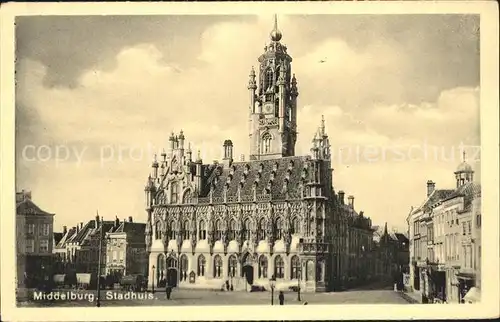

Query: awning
[[463, 287, 481, 303]]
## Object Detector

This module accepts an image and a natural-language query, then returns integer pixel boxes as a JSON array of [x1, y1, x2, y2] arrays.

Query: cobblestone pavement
[[18, 287, 410, 307]]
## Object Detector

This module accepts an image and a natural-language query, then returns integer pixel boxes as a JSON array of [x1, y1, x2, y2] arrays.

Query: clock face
[[264, 104, 273, 114]]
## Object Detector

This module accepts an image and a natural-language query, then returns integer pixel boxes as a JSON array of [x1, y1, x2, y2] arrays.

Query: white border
[[1, 1, 498, 321]]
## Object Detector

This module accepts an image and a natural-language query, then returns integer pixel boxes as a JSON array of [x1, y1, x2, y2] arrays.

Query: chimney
[[222, 139, 233, 167], [75, 225, 80, 233], [348, 195, 354, 208], [128, 216, 133, 223], [427, 180, 436, 197], [63, 226, 68, 235], [95, 215, 100, 228], [115, 216, 120, 227], [338, 191, 345, 205], [80, 222, 83, 230]]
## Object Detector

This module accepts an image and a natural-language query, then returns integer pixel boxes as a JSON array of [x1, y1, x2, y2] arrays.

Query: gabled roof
[[414, 189, 455, 213], [16, 199, 54, 216], [160, 156, 310, 200], [56, 227, 77, 248], [110, 222, 146, 243], [444, 182, 481, 213], [81, 221, 117, 246], [53, 233, 64, 245]]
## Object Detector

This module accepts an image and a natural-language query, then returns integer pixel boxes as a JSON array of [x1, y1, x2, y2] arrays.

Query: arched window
[[258, 218, 266, 241], [275, 217, 283, 240], [199, 220, 206, 240], [243, 219, 251, 240], [180, 255, 188, 281], [197, 255, 206, 276], [262, 133, 272, 153], [169, 220, 176, 240], [265, 69, 273, 89], [274, 255, 284, 278], [171, 182, 179, 204], [259, 255, 268, 278], [291, 255, 300, 279], [183, 190, 192, 204], [228, 255, 237, 277], [182, 220, 190, 240], [229, 219, 237, 240], [215, 219, 223, 240], [155, 221, 162, 240], [213, 255, 223, 278]]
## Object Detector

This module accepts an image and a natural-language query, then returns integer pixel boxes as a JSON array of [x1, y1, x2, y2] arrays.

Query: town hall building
[[144, 17, 374, 293]]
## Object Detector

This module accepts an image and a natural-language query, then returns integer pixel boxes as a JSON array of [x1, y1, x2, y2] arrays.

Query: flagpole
[[96, 211, 103, 307]]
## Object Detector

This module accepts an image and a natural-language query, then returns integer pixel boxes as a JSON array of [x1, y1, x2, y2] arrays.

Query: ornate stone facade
[[144, 17, 373, 293]]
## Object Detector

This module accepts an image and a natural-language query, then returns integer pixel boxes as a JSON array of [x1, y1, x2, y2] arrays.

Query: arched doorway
[[166, 257, 178, 287], [242, 253, 254, 285]]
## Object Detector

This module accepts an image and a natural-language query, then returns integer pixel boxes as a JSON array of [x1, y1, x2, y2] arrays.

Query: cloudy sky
[[15, 14, 480, 232]]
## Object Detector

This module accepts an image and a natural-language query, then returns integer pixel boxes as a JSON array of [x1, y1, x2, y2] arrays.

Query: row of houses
[[16, 190, 148, 286], [53, 215, 148, 278], [407, 154, 481, 304]]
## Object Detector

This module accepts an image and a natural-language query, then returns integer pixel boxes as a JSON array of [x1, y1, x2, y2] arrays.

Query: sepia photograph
[[1, 1, 498, 321]]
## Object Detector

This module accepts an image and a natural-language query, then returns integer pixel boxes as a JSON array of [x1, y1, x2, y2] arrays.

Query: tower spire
[[270, 14, 282, 42], [463, 150, 466, 162]]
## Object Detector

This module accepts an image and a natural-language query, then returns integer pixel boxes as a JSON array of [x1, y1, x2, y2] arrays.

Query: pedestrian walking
[[279, 291, 284, 305], [165, 284, 172, 300]]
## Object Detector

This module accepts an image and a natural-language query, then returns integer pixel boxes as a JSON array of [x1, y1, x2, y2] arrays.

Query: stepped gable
[[199, 156, 309, 200]]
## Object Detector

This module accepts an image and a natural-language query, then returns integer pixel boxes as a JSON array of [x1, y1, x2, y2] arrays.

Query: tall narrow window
[[171, 182, 179, 204], [243, 219, 251, 240], [215, 220, 223, 240], [199, 220, 206, 240], [180, 255, 188, 281], [229, 219, 237, 240], [274, 256, 284, 278], [197, 255, 206, 276], [291, 255, 300, 279], [258, 218, 266, 241], [169, 220, 176, 240], [213, 255, 223, 278], [182, 220, 190, 240], [262, 133, 272, 153], [275, 217, 283, 240], [291, 217, 299, 234], [265, 69, 273, 89], [155, 221, 162, 240], [228, 255, 237, 277], [259, 255, 268, 278]]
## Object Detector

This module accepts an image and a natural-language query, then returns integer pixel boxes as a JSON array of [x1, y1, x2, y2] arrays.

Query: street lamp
[[269, 275, 276, 305], [152, 265, 155, 294], [297, 269, 301, 301], [96, 217, 103, 308]]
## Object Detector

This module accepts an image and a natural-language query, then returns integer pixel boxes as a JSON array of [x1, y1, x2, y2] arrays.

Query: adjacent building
[[408, 154, 481, 303], [144, 18, 374, 292], [16, 190, 55, 287], [105, 217, 148, 277]]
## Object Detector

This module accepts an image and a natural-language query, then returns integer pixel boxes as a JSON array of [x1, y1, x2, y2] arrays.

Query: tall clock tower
[[248, 15, 299, 161]]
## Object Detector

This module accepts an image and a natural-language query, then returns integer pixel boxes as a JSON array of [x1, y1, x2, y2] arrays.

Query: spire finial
[[270, 14, 282, 42], [463, 150, 466, 162]]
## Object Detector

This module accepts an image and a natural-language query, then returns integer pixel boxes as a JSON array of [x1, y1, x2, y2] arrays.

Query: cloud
[[16, 16, 480, 232]]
